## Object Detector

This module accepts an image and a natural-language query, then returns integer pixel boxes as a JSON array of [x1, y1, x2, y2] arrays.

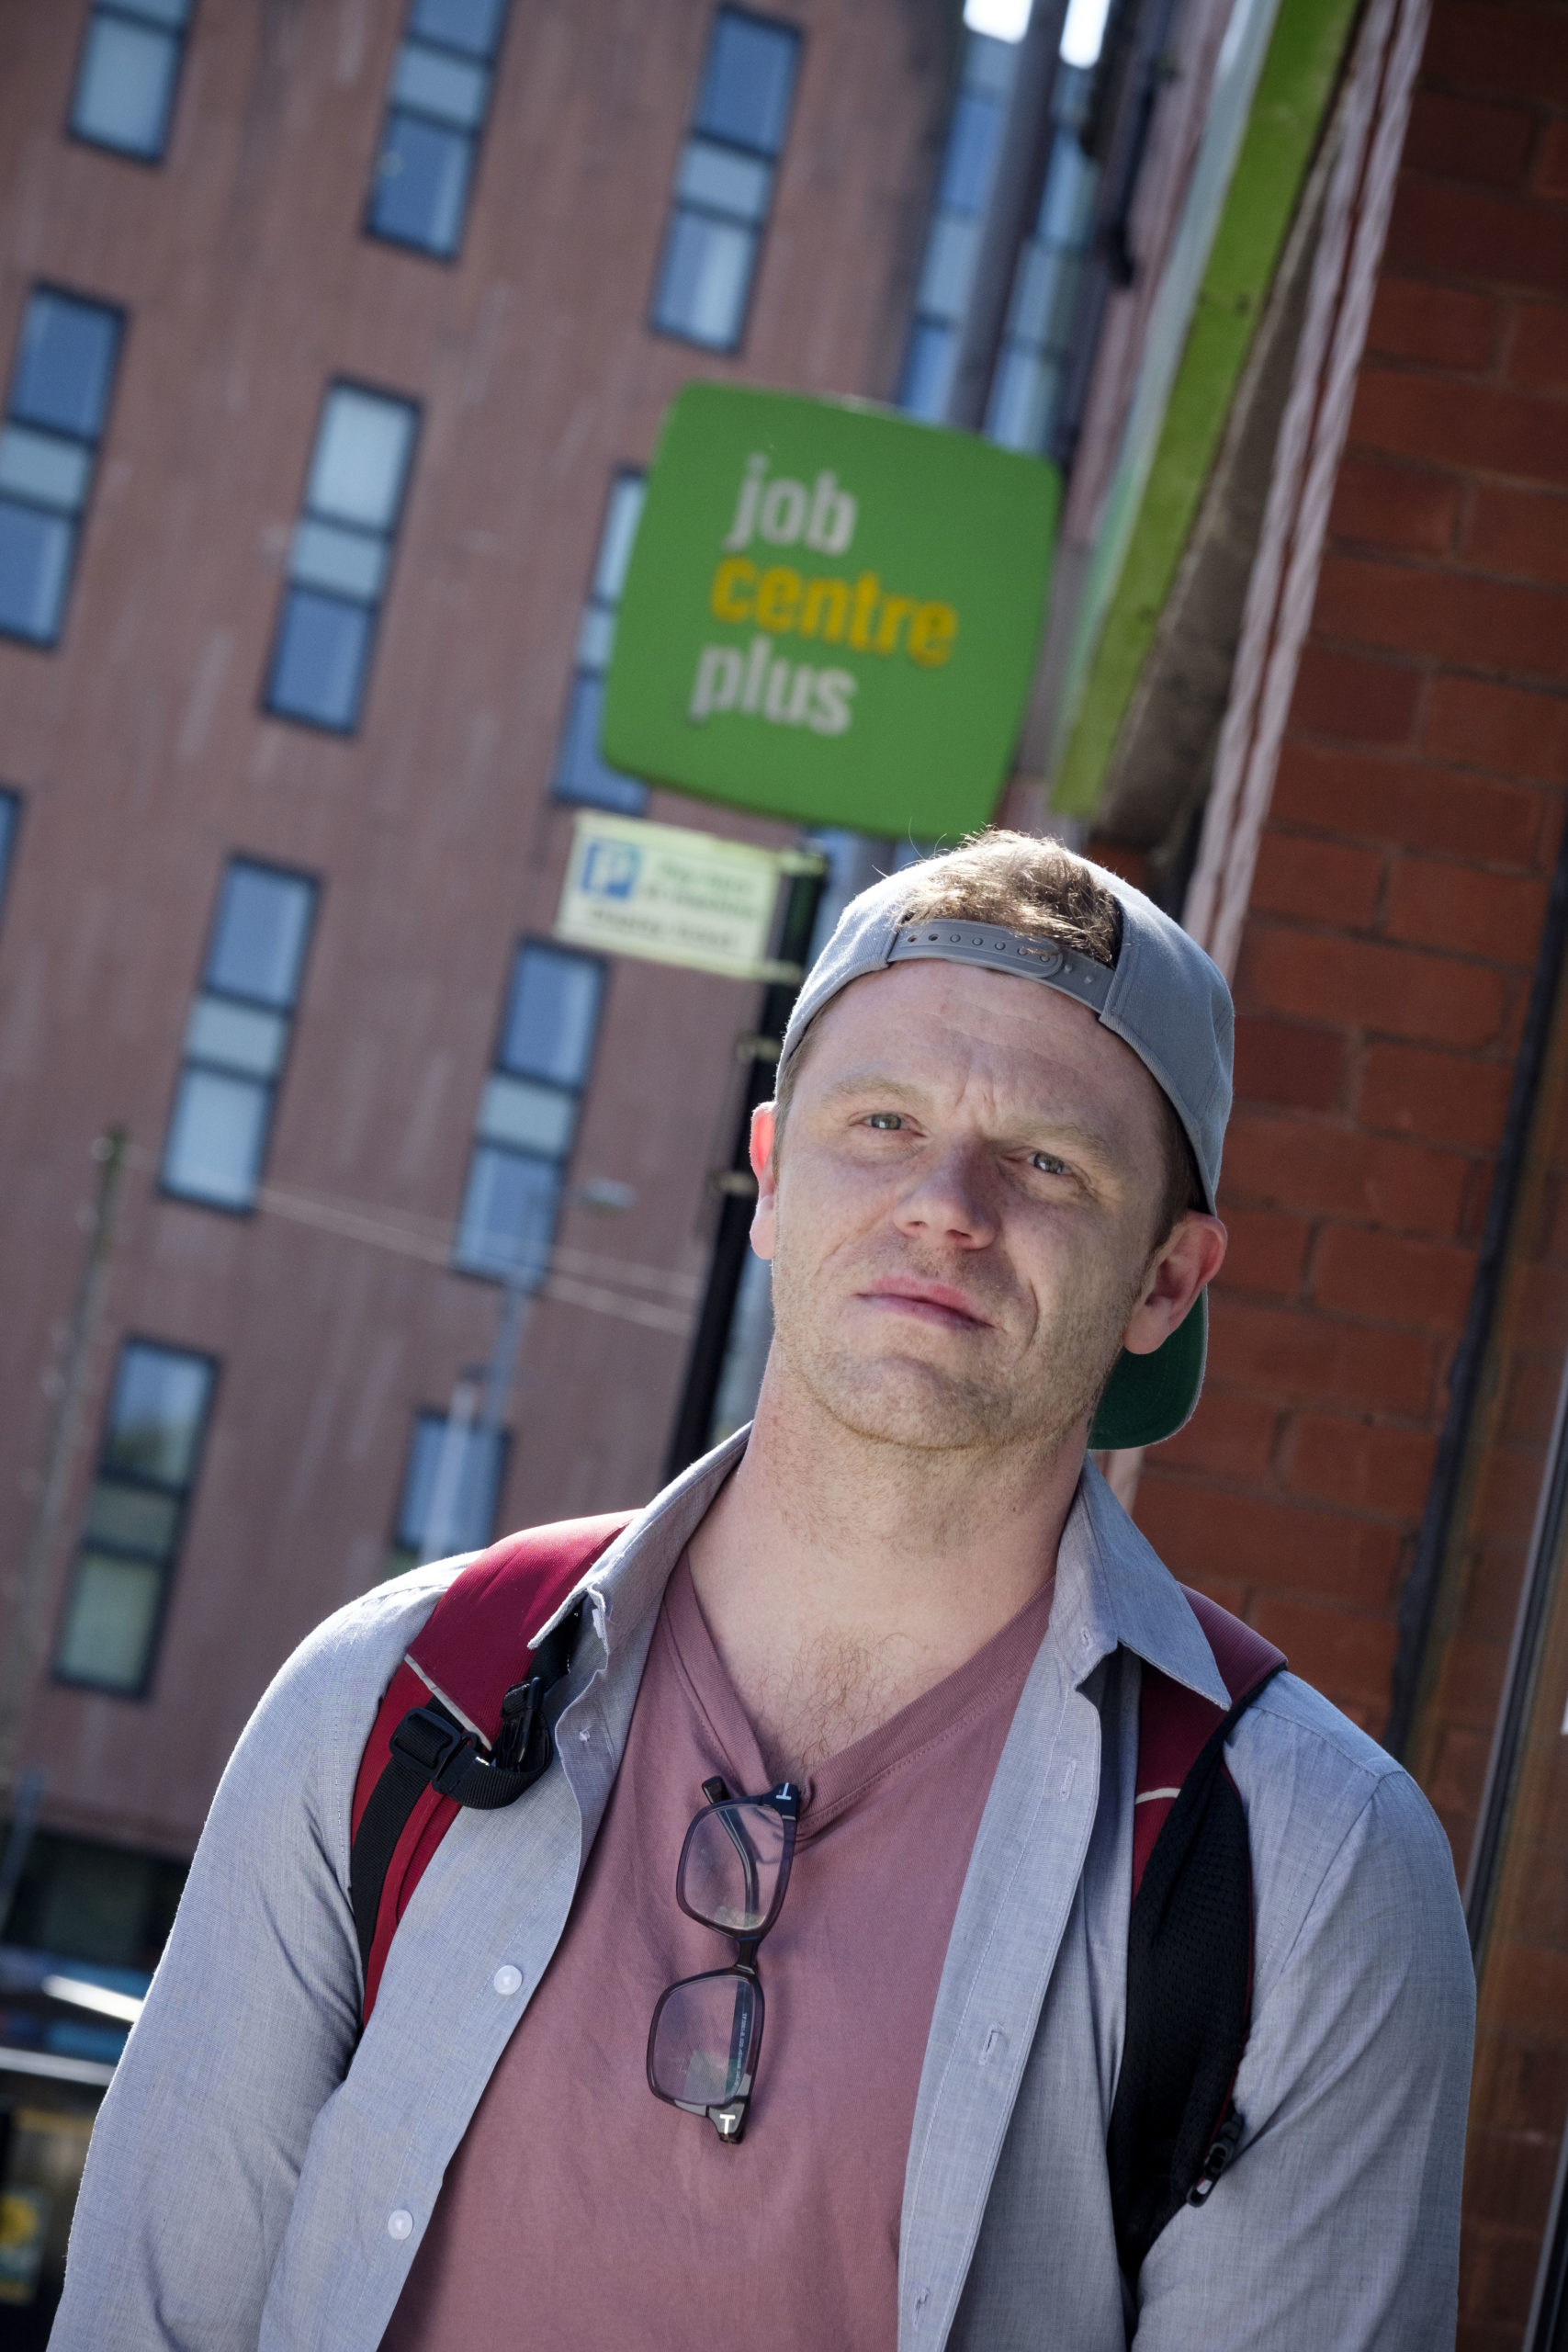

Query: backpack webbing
[[1107, 1654, 1284, 2277]]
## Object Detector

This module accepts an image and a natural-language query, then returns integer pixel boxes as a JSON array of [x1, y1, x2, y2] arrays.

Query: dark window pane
[[71, 17, 179, 157], [306, 390, 416, 532], [396, 1412, 502, 1558], [83, 1480, 182, 1560], [105, 1344, 213, 1487], [455, 1146, 562, 1283], [653, 208, 755, 348], [267, 586, 373, 729], [0, 499, 73, 641], [695, 13, 799, 154], [501, 946, 603, 1088], [938, 89, 1004, 214], [592, 475, 646, 605], [410, 0, 507, 56], [368, 111, 472, 254], [0, 794, 17, 901], [82, 1486, 181, 1561], [56, 1554, 164, 1690], [162, 1066, 270, 1206], [208, 865, 314, 1007], [552, 673, 648, 814], [898, 322, 956, 422], [10, 295, 120, 440]]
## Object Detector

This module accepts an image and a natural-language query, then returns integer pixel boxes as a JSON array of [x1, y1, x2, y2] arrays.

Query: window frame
[[261, 377, 422, 737], [159, 854, 321, 1217], [0, 787, 22, 942], [66, 0, 197, 169], [361, 0, 513, 265], [386, 1404, 511, 1577], [52, 1334, 220, 1702], [453, 937, 607, 1285], [648, 5, 803, 357], [895, 32, 1013, 422], [0, 282, 126, 652], [551, 466, 649, 814]]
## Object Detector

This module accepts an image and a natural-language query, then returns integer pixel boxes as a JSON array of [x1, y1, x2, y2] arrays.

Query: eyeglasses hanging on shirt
[[646, 1776, 801, 2142]]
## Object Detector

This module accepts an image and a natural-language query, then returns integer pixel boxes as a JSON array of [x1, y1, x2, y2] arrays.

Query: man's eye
[[1031, 1151, 1068, 1176], [866, 1113, 904, 1131]]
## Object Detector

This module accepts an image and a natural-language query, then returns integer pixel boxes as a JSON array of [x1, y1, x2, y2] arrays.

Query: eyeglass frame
[[646, 1773, 801, 2143]]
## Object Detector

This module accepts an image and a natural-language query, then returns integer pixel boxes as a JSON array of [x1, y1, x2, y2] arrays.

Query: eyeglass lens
[[649, 1968, 761, 2117], [678, 1797, 792, 1937]]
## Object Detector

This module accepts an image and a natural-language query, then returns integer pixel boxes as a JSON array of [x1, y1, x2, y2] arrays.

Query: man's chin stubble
[[781, 1341, 1096, 1458]]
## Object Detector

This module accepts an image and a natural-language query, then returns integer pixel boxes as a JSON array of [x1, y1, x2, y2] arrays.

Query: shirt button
[[492, 1964, 523, 1996], [387, 2210, 413, 2242]]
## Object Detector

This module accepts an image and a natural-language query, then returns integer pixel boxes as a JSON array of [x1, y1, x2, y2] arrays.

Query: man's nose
[[891, 1143, 998, 1250]]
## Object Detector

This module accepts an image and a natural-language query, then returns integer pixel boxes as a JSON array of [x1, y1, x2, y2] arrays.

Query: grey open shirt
[[54, 1439, 1473, 2350]]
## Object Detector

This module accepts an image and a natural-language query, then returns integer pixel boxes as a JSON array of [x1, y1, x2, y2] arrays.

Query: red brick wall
[[1134, 0, 1568, 1740]]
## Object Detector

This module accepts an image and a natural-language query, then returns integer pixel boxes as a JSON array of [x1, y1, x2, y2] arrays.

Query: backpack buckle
[[1188, 2108, 1245, 2205], [390, 1703, 480, 1796]]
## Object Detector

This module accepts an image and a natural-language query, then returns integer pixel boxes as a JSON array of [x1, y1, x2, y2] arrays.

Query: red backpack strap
[[1110, 1586, 1287, 2278], [1131, 1587, 1285, 1899], [349, 1511, 634, 2022]]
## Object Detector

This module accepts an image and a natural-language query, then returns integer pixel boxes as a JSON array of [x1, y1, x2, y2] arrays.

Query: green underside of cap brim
[[1089, 1293, 1207, 1452]]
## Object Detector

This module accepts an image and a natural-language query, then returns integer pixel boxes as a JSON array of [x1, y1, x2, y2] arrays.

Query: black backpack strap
[[1107, 1660, 1285, 2280], [348, 1605, 580, 1978]]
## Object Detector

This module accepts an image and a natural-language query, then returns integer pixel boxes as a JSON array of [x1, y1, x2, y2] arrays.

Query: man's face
[[751, 961, 1196, 1458]]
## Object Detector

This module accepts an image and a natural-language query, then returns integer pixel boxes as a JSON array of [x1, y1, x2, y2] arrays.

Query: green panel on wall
[[1051, 0, 1359, 820]]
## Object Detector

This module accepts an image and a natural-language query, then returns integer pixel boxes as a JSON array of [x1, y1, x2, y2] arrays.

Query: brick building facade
[[1113, 0, 1568, 2335]]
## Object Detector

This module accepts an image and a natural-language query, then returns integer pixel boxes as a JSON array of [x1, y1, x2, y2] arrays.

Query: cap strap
[[887, 920, 1113, 1016]]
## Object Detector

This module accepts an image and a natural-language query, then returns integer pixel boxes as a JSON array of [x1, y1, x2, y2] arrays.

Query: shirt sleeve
[[49, 1578, 440, 2352], [1130, 1762, 1475, 2352]]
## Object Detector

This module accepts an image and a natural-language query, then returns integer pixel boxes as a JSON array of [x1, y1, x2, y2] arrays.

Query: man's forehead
[[810, 957, 1109, 1063], [797, 959, 1161, 1117]]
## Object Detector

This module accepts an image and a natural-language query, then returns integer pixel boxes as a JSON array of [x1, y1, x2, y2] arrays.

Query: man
[[56, 831, 1472, 2350]]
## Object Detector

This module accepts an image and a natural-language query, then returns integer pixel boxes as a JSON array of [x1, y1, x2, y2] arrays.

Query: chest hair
[[744, 1625, 942, 1781]]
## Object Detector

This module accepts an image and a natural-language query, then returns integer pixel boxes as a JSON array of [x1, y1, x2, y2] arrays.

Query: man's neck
[[686, 1367, 1084, 1781]]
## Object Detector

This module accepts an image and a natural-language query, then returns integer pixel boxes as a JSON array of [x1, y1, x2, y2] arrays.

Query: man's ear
[[749, 1102, 778, 1262], [1122, 1214, 1227, 1357]]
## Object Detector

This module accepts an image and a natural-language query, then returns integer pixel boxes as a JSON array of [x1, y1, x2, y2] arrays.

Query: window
[[986, 64, 1101, 456], [366, 0, 509, 258], [553, 470, 648, 813], [162, 858, 317, 1211], [455, 943, 604, 1282], [650, 8, 800, 352], [0, 289, 122, 647], [55, 1340, 216, 1696], [897, 35, 1014, 421], [70, 0, 195, 163], [387, 1403, 506, 1577], [0, 789, 18, 930], [264, 383, 418, 732]]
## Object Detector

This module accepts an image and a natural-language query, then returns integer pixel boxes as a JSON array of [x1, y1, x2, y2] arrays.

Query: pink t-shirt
[[382, 1555, 1055, 2352]]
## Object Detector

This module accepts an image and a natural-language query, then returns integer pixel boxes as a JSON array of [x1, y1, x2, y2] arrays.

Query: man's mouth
[[856, 1277, 992, 1330]]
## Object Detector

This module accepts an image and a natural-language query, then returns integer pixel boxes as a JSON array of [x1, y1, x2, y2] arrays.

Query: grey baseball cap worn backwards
[[775, 863, 1235, 1453]]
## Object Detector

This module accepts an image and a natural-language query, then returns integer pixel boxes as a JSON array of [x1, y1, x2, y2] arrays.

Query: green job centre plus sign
[[602, 385, 1058, 840]]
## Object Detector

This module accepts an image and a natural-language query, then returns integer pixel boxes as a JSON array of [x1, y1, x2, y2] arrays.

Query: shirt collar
[[1051, 1457, 1229, 1706], [560, 1430, 1227, 1712]]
